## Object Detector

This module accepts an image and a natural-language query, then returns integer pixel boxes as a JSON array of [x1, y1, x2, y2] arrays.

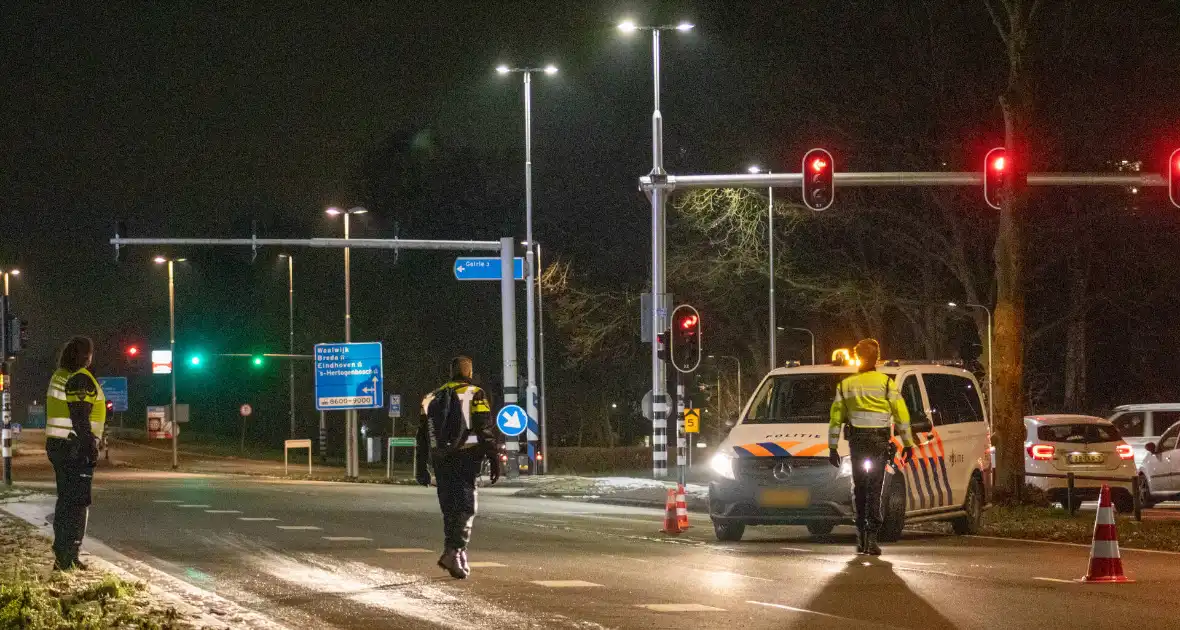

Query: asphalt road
[[8, 467, 1172, 630]]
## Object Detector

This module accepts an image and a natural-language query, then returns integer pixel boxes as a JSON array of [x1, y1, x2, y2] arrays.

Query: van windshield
[[743, 374, 847, 425]]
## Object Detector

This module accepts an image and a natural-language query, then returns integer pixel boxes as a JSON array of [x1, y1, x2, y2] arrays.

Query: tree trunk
[[1062, 211, 1090, 411]]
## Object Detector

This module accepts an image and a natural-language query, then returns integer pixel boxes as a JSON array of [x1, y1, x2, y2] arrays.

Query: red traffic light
[[126, 345, 140, 356], [669, 304, 702, 373], [801, 148, 834, 211], [984, 147, 1007, 210], [679, 314, 699, 330], [1170, 149, 1180, 209]]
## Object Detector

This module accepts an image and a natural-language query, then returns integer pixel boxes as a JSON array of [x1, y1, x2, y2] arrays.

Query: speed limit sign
[[240, 403, 253, 417]]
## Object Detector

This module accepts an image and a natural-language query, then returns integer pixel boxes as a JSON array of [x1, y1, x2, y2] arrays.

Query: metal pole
[[318, 410, 326, 463], [343, 213, 357, 478], [1, 280, 11, 485], [649, 27, 669, 479], [985, 308, 993, 427], [523, 71, 540, 469], [500, 237, 520, 477], [168, 260, 178, 469], [288, 255, 295, 438], [536, 242, 549, 474], [768, 179, 775, 371]]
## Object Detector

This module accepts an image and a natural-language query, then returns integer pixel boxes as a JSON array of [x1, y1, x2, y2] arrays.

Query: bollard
[[1132, 475, 1142, 522], [1066, 473, 1077, 515]]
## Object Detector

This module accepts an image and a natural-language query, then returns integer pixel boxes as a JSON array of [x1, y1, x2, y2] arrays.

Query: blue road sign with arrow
[[496, 404, 528, 437], [453, 257, 525, 281], [314, 342, 383, 411]]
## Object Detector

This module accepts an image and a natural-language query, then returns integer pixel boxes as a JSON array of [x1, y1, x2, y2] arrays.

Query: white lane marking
[[153, 499, 184, 503], [748, 601, 887, 626], [276, 526, 322, 530], [780, 546, 812, 552], [638, 604, 725, 612], [967, 534, 1180, 556], [177, 504, 212, 508], [467, 562, 506, 568], [531, 580, 603, 588], [1034, 577, 1078, 584], [238, 517, 278, 521], [322, 536, 372, 542], [891, 560, 945, 566], [378, 548, 432, 554], [204, 510, 242, 514]]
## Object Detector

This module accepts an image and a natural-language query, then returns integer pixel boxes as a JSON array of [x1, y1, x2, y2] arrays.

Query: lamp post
[[496, 62, 557, 473], [948, 301, 993, 424], [326, 206, 368, 478], [778, 326, 816, 365], [154, 256, 186, 469], [619, 17, 694, 479], [748, 165, 777, 370], [278, 254, 295, 438], [0, 268, 17, 485]]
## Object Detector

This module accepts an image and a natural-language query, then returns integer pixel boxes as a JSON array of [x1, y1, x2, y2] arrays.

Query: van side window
[[922, 374, 985, 426], [899, 377, 925, 422], [1111, 412, 1145, 438], [1153, 411, 1180, 436]]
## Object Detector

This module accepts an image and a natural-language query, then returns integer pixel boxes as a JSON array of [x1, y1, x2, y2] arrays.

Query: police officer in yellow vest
[[828, 339, 913, 556], [45, 336, 105, 571]]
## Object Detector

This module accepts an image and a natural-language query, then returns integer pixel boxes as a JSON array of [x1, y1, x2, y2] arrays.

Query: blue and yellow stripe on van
[[732, 442, 829, 458]]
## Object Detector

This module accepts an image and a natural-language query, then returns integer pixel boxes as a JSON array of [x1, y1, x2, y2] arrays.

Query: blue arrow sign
[[97, 377, 129, 413], [453, 257, 525, 281], [314, 342, 383, 411], [496, 404, 528, 437]]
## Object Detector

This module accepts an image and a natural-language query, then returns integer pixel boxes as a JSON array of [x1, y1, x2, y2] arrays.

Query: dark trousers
[[47, 438, 94, 563], [432, 449, 482, 550], [848, 430, 892, 535]]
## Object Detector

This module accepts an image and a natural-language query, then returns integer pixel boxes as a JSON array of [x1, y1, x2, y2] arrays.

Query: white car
[[708, 357, 992, 542], [1107, 404, 1180, 468], [1024, 415, 1136, 513], [1138, 423, 1180, 507]]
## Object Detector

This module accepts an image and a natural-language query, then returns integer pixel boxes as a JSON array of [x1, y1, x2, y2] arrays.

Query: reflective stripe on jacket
[[45, 367, 106, 440], [828, 370, 913, 449]]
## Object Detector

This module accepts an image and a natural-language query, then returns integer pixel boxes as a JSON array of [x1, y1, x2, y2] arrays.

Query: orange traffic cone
[[1081, 484, 1133, 583], [661, 488, 682, 535], [676, 484, 692, 531]]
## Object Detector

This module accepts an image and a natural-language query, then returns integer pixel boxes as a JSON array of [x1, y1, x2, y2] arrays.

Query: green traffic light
[[189, 355, 202, 367], [252, 356, 264, 367]]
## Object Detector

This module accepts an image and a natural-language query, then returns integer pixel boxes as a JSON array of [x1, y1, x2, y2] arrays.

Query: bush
[[548, 447, 665, 475]]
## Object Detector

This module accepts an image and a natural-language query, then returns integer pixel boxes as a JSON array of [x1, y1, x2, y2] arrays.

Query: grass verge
[[0, 512, 190, 629], [915, 505, 1180, 552]]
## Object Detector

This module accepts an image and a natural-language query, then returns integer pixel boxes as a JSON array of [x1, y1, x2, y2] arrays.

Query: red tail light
[[1117, 444, 1134, 461], [1027, 444, 1055, 461]]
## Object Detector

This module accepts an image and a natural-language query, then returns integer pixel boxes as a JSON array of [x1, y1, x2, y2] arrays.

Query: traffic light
[[251, 355, 265, 369], [1170, 149, 1180, 209], [0, 297, 25, 360], [670, 304, 702, 373], [125, 345, 143, 372], [657, 331, 670, 363], [188, 353, 203, 368], [801, 148, 834, 211], [984, 147, 1007, 210]]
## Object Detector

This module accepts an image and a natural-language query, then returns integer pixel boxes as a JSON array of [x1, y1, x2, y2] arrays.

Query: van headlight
[[710, 452, 736, 480], [838, 456, 853, 478]]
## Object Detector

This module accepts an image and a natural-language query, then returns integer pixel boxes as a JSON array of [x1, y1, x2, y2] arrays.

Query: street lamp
[[748, 165, 778, 370], [278, 254, 295, 438], [496, 63, 559, 474], [0, 269, 18, 297], [154, 256, 186, 469], [326, 206, 367, 478], [618, 16, 694, 480], [777, 326, 816, 365], [947, 302, 993, 425]]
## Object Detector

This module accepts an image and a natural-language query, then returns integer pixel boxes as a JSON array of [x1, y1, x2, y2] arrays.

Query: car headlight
[[838, 456, 853, 478], [710, 452, 736, 480]]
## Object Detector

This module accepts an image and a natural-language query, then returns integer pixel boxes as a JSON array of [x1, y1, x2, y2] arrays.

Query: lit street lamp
[[326, 206, 367, 478], [0, 268, 18, 297], [778, 326, 816, 365], [618, 16, 694, 479], [154, 256, 186, 469], [496, 62, 558, 473], [749, 165, 777, 370], [947, 301, 993, 425], [278, 254, 295, 438]]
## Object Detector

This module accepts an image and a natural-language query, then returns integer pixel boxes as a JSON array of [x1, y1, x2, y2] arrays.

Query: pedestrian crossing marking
[[238, 517, 278, 521], [276, 526, 322, 530], [322, 536, 372, 541], [205, 510, 242, 514], [378, 548, 432, 554], [467, 562, 506, 568], [531, 580, 603, 588], [177, 504, 212, 508], [637, 604, 726, 612]]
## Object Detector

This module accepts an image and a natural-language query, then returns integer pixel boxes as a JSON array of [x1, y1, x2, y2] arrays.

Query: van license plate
[[1067, 453, 1104, 464], [758, 488, 810, 507]]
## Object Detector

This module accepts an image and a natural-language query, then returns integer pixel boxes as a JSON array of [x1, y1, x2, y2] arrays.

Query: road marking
[[967, 534, 1180, 556], [748, 601, 889, 626], [1034, 577, 1077, 584], [780, 546, 812, 552], [467, 562, 506, 568], [238, 517, 278, 521], [637, 604, 725, 612], [204, 510, 241, 514], [153, 500, 184, 503], [531, 580, 603, 588], [322, 536, 372, 542], [177, 504, 212, 508], [276, 526, 322, 531], [378, 548, 432, 554]]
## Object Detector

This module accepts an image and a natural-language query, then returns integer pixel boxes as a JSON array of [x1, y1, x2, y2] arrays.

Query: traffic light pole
[[640, 171, 1169, 191]]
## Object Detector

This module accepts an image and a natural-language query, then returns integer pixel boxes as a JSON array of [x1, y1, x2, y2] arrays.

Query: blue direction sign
[[314, 342, 384, 411], [97, 377, 129, 413], [453, 257, 525, 281], [496, 404, 528, 437]]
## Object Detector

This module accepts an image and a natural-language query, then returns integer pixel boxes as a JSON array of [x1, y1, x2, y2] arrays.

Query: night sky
[[2, 2, 1178, 442]]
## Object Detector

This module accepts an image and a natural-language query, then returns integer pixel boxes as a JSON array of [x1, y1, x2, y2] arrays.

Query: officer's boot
[[437, 548, 468, 579], [865, 531, 882, 556], [855, 528, 867, 555], [457, 548, 470, 575]]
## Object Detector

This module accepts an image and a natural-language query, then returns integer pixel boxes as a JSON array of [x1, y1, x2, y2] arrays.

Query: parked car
[[1138, 423, 1180, 507], [1107, 404, 1180, 468], [1024, 415, 1136, 513]]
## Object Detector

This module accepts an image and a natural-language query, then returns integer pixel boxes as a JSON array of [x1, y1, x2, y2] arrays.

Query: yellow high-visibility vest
[[45, 367, 106, 440], [829, 370, 912, 449]]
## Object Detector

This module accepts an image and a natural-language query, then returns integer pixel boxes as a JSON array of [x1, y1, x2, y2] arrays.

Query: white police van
[[708, 353, 992, 542]]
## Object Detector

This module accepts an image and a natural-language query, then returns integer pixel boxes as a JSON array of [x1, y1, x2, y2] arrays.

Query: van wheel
[[952, 477, 983, 535], [806, 522, 834, 536], [1138, 475, 1157, 509], [878, 475, 907, 543], [713, 520, 745, 542]]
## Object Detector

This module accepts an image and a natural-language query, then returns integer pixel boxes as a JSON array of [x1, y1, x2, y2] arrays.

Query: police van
[[707, 352, 992, 542]]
